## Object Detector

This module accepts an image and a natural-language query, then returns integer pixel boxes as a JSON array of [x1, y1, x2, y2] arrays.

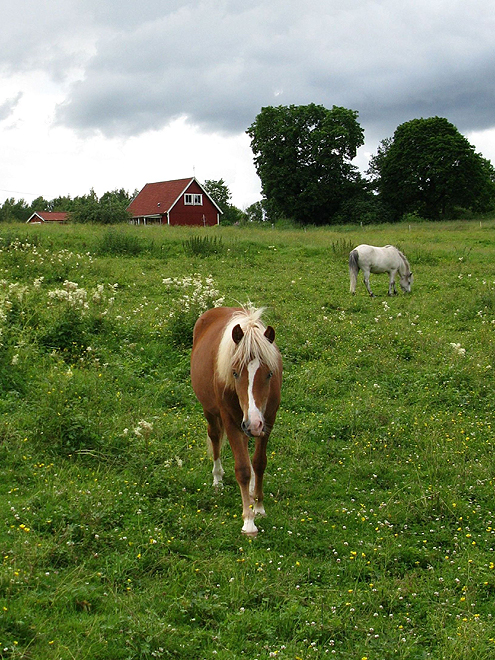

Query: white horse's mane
[[397, 249, 412, 275], [216, 306, 280, 388]]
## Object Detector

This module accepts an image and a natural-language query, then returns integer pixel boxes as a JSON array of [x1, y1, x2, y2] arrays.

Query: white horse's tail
[[349, 249, 360, 293]]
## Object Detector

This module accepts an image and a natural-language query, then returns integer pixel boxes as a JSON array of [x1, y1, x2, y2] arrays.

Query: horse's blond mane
[[216, 306, 280, 388]]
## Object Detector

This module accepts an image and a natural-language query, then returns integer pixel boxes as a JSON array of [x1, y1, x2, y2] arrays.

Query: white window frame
[[184, 193, 203, 206]]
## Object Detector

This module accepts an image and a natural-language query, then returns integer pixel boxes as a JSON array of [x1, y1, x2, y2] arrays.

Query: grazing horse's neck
[[398, 251, 409, 274]]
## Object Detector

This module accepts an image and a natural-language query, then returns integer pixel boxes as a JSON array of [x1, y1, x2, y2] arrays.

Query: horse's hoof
[[242, 529, 258, 538]]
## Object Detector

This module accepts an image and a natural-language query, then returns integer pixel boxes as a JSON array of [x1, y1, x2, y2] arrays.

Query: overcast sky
[[2, 0, 495, 209]]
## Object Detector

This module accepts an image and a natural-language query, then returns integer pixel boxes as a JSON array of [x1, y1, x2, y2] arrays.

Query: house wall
[[168, 180, 219, 226]]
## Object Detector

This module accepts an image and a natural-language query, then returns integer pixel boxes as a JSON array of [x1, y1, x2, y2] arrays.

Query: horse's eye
[[233, 370, 239, 379], [267, 371, 273, 380]]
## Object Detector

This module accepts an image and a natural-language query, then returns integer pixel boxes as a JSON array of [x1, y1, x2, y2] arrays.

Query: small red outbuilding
[[26, 212, 68, 224], [127, 178, 222, 227]]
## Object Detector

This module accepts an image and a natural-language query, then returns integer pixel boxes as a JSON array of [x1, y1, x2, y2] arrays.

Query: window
[[184, 193, 203, 206]]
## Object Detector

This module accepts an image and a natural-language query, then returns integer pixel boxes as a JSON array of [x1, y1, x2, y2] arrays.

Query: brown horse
[[190, 306, 282, 535]]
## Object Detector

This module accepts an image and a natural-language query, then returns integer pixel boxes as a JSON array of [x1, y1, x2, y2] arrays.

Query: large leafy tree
[[369, 117, 495, 220], [247, 104, 365, 225]]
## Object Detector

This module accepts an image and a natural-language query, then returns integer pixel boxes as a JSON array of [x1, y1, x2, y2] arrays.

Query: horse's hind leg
[[363, 270, 374, 297], [205, 412, 225, 488]]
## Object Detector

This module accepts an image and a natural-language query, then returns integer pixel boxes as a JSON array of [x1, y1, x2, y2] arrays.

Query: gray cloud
[[4, 0, 495, 144], [0, 93, 22, 122]]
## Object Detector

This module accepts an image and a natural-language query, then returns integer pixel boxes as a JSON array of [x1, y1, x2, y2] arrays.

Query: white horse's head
[[399, 270, 413, 293]]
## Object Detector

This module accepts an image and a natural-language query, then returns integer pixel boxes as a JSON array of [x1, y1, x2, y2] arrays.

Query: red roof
[[127, 178, 196, 217], [27, 211, 68, 223]]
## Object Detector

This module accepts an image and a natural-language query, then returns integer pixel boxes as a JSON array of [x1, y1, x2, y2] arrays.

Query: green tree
[[0, 197, 31, 222], [203, 179, 245, 225], [245, 201, 264, 223], [70, 189, 131, 224], [99, 188, 132, 224], [247, 104, 365, 225], [29, 196, 50, 213], [369, 117, 495, 220], [48, 195, 75, 212]]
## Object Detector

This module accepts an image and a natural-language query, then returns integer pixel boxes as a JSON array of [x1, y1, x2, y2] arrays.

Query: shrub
[[330, 238, 355, 259], [97, 229, 153, 256], [182, 235, 223, 257]]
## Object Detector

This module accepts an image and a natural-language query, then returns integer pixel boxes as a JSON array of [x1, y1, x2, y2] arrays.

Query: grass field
[[0, 219, 494, 659]]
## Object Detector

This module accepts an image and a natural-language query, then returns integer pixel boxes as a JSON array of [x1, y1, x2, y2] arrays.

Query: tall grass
[[0, 219, 494, 659], [182, 234, 224, 257]]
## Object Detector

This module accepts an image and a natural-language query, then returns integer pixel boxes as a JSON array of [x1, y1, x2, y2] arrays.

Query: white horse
[[349, 244, 413, 297]]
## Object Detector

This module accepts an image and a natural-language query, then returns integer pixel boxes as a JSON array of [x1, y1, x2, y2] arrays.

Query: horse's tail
[[349, 249, 359, 293]]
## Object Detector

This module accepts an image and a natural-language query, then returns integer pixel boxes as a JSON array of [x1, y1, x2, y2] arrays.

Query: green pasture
[[0, 219, 494, 659]]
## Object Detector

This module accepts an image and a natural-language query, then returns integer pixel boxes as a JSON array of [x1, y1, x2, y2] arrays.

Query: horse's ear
[[232, 324, 244, 344], [264, 326, 275, 344]]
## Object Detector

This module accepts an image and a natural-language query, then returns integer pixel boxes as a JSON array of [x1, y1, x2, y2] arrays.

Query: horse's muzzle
[[241, 420, 265, 437]]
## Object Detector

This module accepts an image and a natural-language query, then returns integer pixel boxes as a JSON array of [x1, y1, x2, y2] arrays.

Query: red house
[[26, 211, 68, 224], [127, 178, 222, 226]]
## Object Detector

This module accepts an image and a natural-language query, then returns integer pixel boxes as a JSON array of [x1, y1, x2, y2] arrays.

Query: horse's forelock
[[216, 307, 280, 387]]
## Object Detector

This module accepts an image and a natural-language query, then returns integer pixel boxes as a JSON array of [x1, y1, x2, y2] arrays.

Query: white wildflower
[[450, 343, 466, 356], [134, 419, 153, 439]]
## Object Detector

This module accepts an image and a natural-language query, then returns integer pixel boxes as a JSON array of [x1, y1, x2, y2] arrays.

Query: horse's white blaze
[[246, 358, 264, 435], [212, 458, 224, 487]]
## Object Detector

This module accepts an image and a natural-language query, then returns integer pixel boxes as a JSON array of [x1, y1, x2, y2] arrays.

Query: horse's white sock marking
[[249, 464, 255, 496], [254, 500, 266, 516], [212, 458, 224, 487], [242, 512, 258, 535]]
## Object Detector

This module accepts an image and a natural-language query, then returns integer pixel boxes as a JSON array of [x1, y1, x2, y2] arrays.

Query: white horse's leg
[[363, 269, 374, 297], [388, 270, 398, 296]]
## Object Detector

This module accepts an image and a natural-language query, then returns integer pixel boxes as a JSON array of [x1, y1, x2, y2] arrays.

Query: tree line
[[0, 188, 134, 225], [2, 106, 495, 226]]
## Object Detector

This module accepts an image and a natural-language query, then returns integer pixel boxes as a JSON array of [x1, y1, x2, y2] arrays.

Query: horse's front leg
[[224, 420, 258, 535], [388, 270, 398, 296], [251, 435, 269, 517]]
